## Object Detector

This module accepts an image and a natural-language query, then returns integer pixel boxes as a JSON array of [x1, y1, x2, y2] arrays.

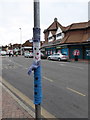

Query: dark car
[[41, 53, 47, 59]]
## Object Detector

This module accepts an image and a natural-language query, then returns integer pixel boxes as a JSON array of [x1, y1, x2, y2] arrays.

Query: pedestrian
[[16, 52, 18, 57], [9, 52, 11, 57]]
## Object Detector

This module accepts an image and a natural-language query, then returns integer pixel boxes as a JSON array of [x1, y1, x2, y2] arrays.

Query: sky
[[0, 0, 89, 46]]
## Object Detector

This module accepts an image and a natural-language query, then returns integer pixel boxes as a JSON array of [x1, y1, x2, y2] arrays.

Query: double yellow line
[[0, 76, 56, 118]]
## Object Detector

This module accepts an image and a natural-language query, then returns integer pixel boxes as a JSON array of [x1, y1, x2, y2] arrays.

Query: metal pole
[[35, 104, 41, 118], [19, 28, 22, 55], [33, 0, 42, 119]]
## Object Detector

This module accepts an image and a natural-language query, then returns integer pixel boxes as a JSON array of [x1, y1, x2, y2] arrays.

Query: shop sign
[[56, 46, 67, 49], [73, 49, 80, 56], [61, 46, 67, 49], [56, 46, 61, 49]]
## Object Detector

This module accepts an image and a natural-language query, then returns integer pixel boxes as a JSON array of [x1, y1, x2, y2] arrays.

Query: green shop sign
[[56, 46, 62, 49], [56, 46, 67, 49], [46, 47, 56, 50]]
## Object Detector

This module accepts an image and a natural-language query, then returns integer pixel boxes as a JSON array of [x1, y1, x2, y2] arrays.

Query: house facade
[[22, 40, 33, 54], [41, 18, 90, 60]]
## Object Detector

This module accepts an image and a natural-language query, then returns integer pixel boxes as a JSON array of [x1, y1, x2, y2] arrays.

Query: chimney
[[54, 18, 57, 22]]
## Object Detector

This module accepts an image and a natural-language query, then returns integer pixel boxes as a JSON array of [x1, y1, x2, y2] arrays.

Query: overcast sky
[[0, 0, 89, 46]]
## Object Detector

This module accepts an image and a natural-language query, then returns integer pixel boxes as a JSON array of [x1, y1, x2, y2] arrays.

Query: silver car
[[0, 51, 6, 56], [47, 53, 69, 61], [24, 52, 33, 58]]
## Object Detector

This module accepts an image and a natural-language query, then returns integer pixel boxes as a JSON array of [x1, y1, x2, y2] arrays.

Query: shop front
[[84, 45, 90, 60], [56, 45, 69, 55], [45, 45, 69, 56], [43, 44, 90, 60], [45, 47, 56, 56], [69, 45, 83, 60]]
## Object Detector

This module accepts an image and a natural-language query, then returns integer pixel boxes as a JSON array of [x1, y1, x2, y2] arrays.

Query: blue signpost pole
[[33, 0, 42, 119]]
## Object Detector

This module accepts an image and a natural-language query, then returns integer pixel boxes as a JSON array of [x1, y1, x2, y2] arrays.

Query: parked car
[[24, 52, 33, 58], [41, 53, 47, 59], [29, 52, 33, 58], [6, 50, 13, 55], [47, 53, 69, 61], [0, 51, 6, 56]]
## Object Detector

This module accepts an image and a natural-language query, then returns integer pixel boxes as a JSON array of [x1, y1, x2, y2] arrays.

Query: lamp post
[[28, 1, 42, 119], [33, 0, 42, 119], [19, 28, 22, 55]]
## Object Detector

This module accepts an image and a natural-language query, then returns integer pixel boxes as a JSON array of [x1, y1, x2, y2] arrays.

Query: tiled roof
[[13, 44, 21, 48], [65, 21, 89, 31], [44, 20, 89, 33], [62, 33, 83, 44], [42, 20, 90, 48], [22, 40, 32, 47], [43, 19, 66, 33]]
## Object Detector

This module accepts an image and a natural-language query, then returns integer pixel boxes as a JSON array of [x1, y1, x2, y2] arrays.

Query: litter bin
[[75, 55, 78, 61]]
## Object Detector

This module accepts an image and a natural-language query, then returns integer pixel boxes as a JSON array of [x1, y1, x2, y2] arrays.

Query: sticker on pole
[[33, 42, 41, 62], [73, 49, 80, 56]]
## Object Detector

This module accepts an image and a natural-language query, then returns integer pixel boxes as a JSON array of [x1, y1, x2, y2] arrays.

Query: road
[[2, 56, 88, 118]]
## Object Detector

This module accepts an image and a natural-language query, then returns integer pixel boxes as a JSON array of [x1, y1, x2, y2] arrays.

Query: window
[[48, 36, 53, 40], [56, 33, 61, 37], [56, 27, 64, 40], [48, 32, 53, 42]]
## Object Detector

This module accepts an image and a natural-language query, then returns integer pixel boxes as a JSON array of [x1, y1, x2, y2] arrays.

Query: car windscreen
[[62, 54, 66, 55], [54, 54, 59, 55]]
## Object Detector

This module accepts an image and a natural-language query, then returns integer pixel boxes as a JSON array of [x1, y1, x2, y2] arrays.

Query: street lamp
[[33, 0, 42, 119], [19, 28, 22, 55], [28, 1, 42, 119]]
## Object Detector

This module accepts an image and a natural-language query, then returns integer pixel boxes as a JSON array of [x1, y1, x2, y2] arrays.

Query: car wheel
[[58, 58, 61, 61], [48, 57, 50, 60]]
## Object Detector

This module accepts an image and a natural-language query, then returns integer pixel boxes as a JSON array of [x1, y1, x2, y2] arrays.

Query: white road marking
[[5, 59, 23, 67], [59, 64, 65, 66], [12, 61, 23, 67], [25, 68, 28, 70], [43, 76, 53, 82], [59, 64, 84, 69], [3, 60, 28, 70], [69, 65, 84, 69], [66, 87, 86, 96]]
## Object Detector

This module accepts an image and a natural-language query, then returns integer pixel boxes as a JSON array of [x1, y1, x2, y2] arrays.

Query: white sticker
[[33, 42, 41, 62]]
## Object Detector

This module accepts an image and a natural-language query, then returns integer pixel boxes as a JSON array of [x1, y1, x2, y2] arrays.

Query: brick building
[[41, 18, 90, 60]]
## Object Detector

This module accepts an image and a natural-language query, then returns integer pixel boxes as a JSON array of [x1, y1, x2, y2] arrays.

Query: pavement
[[1, 84, 34, 119]]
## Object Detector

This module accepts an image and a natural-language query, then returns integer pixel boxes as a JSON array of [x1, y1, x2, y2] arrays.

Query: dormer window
[[56, 33, 61, 37], [56, 27, 64, 40], [48, 32, 53, 42], [48, 36, 53, 40]]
